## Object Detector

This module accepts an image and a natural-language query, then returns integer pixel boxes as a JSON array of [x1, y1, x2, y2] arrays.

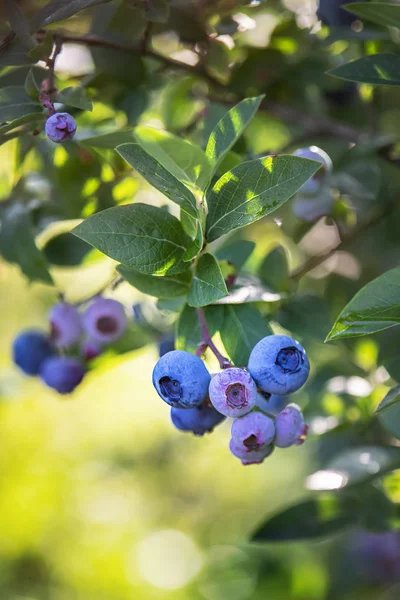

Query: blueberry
[[159, 337, 175, 358], [292, 187, 334, 222], [12, 330, 55, 376], [45, 112, 77, 143], [229, 438, 274, 465], [152, 350, 211, 408], [40, 356, 85, 394], [256, 392, 289, 415], [351, 531, 400, 584], [49, 302, 82, 348], [208, 368, 257, 418], [81, 338, 102, 361], [248, 335, 310, 395], [231, 411, 275, 452], [274, 403, 308, 448], [292, 146, 332, 196], [171, 403, 225, 435], [82, 297, 128, 344]]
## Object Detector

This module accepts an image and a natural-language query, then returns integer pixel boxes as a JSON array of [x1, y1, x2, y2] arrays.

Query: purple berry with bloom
[[229, 438, 274, 465], [293, 146, 332, 195], [171, 402, 225, 435], [209, 368, 257, 418], [45, 112, 77, 143], [248, 334, 309, 395], [40, 356, 85, 394], [49, 302, 82, 348], [231, 411, 275, 452], [274, 403, 308, 448], [152, 350, 211, 408], [81, 338, 102, 361], [256, 392, 289, 415], [12, 330, 55, 376], [350, 530, 400, 584], [292, 186, 335, 222], [82, 297, 127, 344]]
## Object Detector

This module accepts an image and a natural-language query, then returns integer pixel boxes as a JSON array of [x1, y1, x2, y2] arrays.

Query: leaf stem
[[196, 307, 231, 369]]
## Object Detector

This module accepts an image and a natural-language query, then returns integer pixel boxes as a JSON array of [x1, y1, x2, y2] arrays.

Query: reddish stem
[[196, 307, 231, 369]]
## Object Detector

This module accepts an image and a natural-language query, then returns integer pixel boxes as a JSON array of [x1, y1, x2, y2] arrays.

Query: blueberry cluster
[[152, 335, 310, 465], [12, 297, 127, 394], [292, 146, 334, 222]]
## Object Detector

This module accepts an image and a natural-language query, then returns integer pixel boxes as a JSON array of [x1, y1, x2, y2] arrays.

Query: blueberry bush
[[2, 0, 400, 598]]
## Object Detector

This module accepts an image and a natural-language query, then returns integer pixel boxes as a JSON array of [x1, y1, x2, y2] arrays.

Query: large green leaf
[[0, 86, 41, 121], [377, 386, 400, 439], [328, 54, 400, 86], [344, 3, 400, 29], [72, 203, 190, 275], [30, 0, 109, 31], [215, 240, 255, 270], [117, 265, 191, 299], [252, 494, 359, 542], [205, 96, 264, 177], [258, 246, 290, 292], [78, 129, 136, 148], [0, 112, 43, 134], [187, 253, 228, 307], [0, 205, 53, 285], [326, 267, 400, 341], [5, 0, 34, 48], [0, 40, 35, 67], [176, 304, 224, 353], [205, 155, 320, 242], [220, 304, 273, 366], [57, 86, 93, 111], [116, 143, 199, 221], [375, 385, 400, 415]]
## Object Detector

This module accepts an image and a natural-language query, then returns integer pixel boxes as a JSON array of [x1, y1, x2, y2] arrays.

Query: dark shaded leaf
[[220, 304, 273, 366], [187, 253, 228, 307], [344, 3, 400, 29], [57, 86, 93, 111], [329, 54, 400, 86], [176, 304, 224, 353], [215, 240, 255, 270], [30, 0, 109, 31], [117, 265, 191, 298], [0, 85, 41, 121]]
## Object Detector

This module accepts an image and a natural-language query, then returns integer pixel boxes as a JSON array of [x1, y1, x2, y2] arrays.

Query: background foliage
[[1, 0, 400, 599]]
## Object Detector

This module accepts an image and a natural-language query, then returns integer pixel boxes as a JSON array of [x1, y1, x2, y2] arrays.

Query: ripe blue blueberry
[[208, 368, 257, 418], [256, 392, 289, 415], [274, 403, 308, 448], [293, 146, 332, 195], [159, 337, 175, 358], [171, 403, 225, 435], [231, 411, 275, 452], [292, 186, 334, 222], [45, 112, 77, 143], [81, 338, 102, 361], [12, 330, 55, 376], [82, 297, 128, 344], [49, 302, 82, 348], [152, 350, 211, 408], [229, 438, 274, 465], [248, 334, 309, 395], [40, 356, 85, 394]]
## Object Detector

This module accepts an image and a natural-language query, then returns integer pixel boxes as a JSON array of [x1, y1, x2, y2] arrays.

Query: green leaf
[[116, 143, 199, 221], [28, 31, 54, 62], [72, 203, 190, 275], [306, 447, 400, 490], [117, 265, 192, 299], [143, 0, 170, 22], [176, 304, 224, 353], [375, 385, 400, 415], [181, 214, 203, 261], [344, 3, 400, 29], [0, 112, 43, 135], [0, 85, 41, 121], [24, 68, 40, 98], [259, 246, 290, 292], [5, 0, 34, 48], [220, 304, 273, 366], [205, 155, 321, 242], [252, 494, 359, 541], [326, 267, 400, 341], [0, 40, 35, 67], [0, 205, 53, 285], [205, 96, 264, 177], [215, 240, 255, 270], [57, 86, 93, 111], [78, 129, 136, 148], [379, 400, 400, 440], [30, 0, 109, 31], [328, 54, 400, 86], [187, 253, 228, 307]]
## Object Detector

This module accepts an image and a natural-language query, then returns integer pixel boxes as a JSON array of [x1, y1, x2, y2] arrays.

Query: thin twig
[[197, 307, 231, 369]]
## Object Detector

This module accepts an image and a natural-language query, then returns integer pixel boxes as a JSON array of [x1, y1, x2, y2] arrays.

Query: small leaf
[[205, 96, 264, 177], [215, 240, 255, 270], [176, 304, 224, 353], [78, 129, 136, 148], [375, 385, 400, 414], [259, 246, 290, 292], [205, 155, 321, 242], [252, 494, 359, 541], [30, 0, 109, 31], [57, 86, 93, 111], [344, 3, 400, 29], [0, 40, 35, 67], [220, 304, 273, 366], [5, 0, 34, 48], [117, 265, 191, 299], [326, 267, 400, 341], [0, 85, 41, 121], [0, 112, 42, 135], [328, 54, 400, 86], [187, 253, 228, 307], [72, 203, 190, 275], [28, 30, 54, 61], [182, 217, 203, 262], [24, 68, 40, 98], [0, 204, 53, 284], [116, 143, 199, 221]]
